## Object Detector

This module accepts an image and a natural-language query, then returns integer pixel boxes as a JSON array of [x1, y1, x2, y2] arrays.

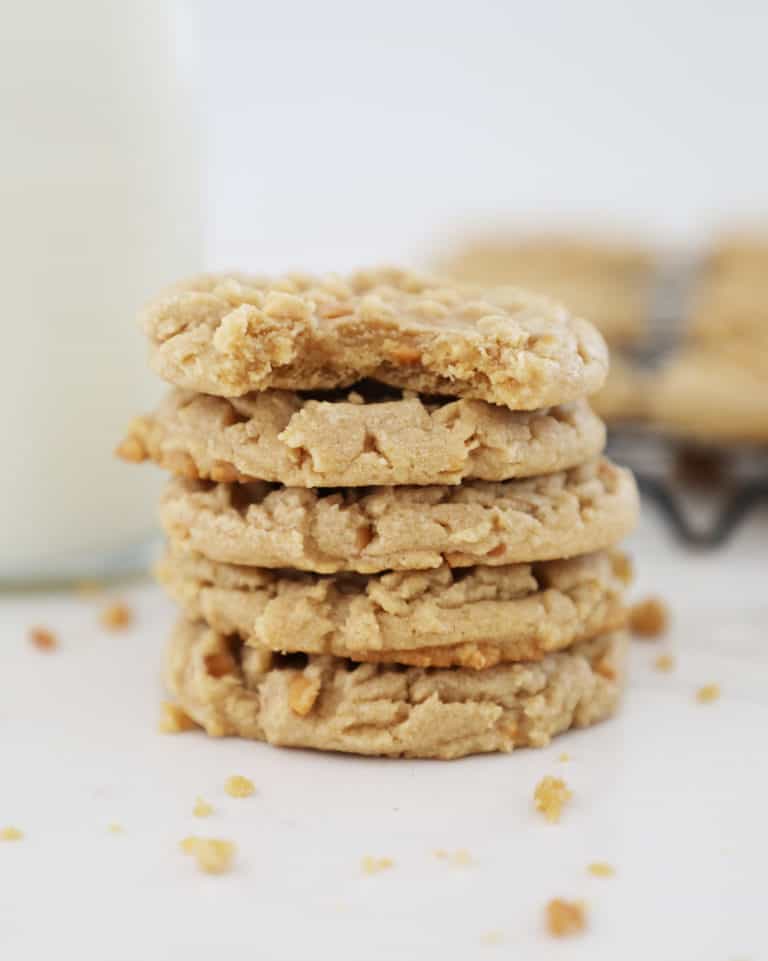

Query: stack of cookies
[[120, 268, 639, 759]]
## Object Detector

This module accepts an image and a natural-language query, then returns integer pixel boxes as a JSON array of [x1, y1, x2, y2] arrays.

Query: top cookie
[[142, 268, 608, 409]]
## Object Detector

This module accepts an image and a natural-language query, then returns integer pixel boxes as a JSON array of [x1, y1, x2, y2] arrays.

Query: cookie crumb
[[224, 775, 255, 799], [558, 752, 570, 762], [29, 626, 57, 652], [433, 848, 473, 866], [158, 702, 199, 734], [696, 683, 721, 704], [546, 899, 586, 937], [629, 596, 669, 637], [361, 855, 394, 875], [480, 930, 504, 945], [288, 675, 321, 716], [100, 601, 132, 631], [654, 653, 675, 672], [534, 776, 572, 823], [193, 797, 214, 818], [588, 861, 614, 877], [108, 823, 123, 834], [180, 836, 236, 874], [1, 827, 23, 841]]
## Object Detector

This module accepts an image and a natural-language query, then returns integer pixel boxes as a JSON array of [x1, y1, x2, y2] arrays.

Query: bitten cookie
[[119, 386, 605, 487], [156, 549, 628, 669], [166, 618, 628, 759], [160, 458, 639, 573], [142, 269, 608, 408]]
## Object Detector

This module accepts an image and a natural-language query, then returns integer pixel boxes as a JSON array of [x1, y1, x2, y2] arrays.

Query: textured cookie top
[[160, 457, 639, 573], [118, 385, 605, 487], [167, 617, 627, 759], [157, 547, 628, 669], [142, 268, 608, 409]]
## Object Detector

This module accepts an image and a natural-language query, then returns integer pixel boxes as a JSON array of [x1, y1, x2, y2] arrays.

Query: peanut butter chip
[[588, 861, 615, 877], [288, 675, 321, 716], [204, 651, 237, 678]]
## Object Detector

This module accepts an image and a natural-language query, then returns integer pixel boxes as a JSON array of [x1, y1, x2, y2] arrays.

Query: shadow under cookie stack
[[119, 268, 639, 760]]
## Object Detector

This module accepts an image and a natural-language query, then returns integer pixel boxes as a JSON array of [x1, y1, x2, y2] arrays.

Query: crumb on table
[[180, 836, 236, 874], [224, 775, 255, 798], [654, 653, 676, 672], [546, 899, 586, 937], [361, 856, 394, 875], [588, 861, 615, 877], [433, 848, 473, 866], [696, 683, 721, 704], [1, 827, 24, 841], [100, 601, 133, 631], [558, 752, 570, 763], [534, 776, 572, 823], [29, 626, 58, 652], [629, 596, 669, 638], [108, 823, 123, 834], [158, 702, 199, 734], [194, 797, 214, 818]]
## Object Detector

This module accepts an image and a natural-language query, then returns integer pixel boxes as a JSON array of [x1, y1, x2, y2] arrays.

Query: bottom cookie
[[166, 619, 627, 760]]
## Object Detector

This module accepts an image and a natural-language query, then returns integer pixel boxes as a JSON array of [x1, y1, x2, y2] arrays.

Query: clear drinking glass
[[0, 1, 201, 586]]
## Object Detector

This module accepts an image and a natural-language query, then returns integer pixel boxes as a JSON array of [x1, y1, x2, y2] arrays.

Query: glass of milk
[[0, 2, 201, 585]]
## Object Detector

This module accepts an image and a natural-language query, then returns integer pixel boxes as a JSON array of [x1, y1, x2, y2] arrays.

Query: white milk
[[0, 2, 200, 582]]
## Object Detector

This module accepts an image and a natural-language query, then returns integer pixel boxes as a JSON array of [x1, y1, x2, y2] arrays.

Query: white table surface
[[2, 502, 767, 961]]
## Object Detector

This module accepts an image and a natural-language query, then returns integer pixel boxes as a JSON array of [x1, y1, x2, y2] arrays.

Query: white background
[[203, 1, 768, 272]]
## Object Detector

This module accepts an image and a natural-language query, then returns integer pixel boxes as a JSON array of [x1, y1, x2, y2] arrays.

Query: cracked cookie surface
[[156, 549, 628, 669], [120, 386, 605, 487], [160, 458, 638, 573], [166, 618, 627, 759], [142, 269, 608, 409]]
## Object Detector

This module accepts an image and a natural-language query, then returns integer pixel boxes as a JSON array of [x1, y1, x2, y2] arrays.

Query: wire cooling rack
[[607, 423, 768, 547], [605, 259, 768, 546]]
